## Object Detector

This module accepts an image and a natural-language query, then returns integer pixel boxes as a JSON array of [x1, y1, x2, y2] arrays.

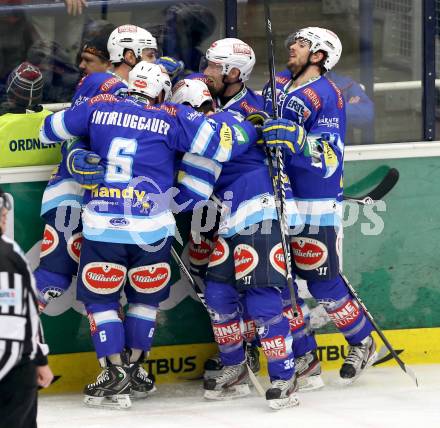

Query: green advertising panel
[[2, 156, 440, 356]]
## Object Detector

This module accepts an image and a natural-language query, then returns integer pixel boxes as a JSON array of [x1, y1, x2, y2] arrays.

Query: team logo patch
[[328, 300, 360, 329], [40, 225, 59, 258], [269, 243, 286, 276], [242, 319, 256, 342], [118, 24, 137, 33], [283, 305, 305, 332], [87, 312, 97, 334], [82, 263, 126, 294], [133, 79, 147, 89], [109, 217, 129, 227], [302, 87, 322, 110], [100, 77, 120, 92], [212, 321, 242, 345], [240, 100, 258, 114], [189, 236, 213, 266], [88, 93, 118, 105], [219, 122, 233, 150], [291, 237, 328, 270], [67, 232, 82, 263], [160, 104, 177, 116], [128, 263, 171, 294], [208, 237, 229, 267], [275, 75, 290, 85], [233, 43, 252, 55], [261, 335, 288, 360], [234, 244, 259, 280]]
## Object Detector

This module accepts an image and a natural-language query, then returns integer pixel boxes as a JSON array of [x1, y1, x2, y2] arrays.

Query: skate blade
[[204, 384, 251, 401], [298, 374, 325, 392], [338, 351, 378, 386], [268, 393, 300, 410], [131, 385, 157, 399], [83, 394, 132, 409]]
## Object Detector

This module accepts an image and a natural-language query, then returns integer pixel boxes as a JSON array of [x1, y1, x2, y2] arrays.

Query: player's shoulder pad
[[88, 93, 119, 106], [324, 77, 344, 110], [239, 88, 264, 115], [275, 69, 291, 85], [211, 110, 240, 124]]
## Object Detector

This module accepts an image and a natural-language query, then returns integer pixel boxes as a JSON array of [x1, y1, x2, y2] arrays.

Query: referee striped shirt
[[0, 234, 49, 382]]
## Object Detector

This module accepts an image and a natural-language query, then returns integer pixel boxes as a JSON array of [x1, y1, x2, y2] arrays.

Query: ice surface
[[38, 365, 440, 428]]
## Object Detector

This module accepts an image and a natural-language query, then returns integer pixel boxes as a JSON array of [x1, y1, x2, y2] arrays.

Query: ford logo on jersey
[[109, 217, 129, 227]]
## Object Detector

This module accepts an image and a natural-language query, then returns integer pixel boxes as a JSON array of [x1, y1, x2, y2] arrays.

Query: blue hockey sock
[[124, 303, 158, 352], [86, 303, 124, 359], [205, 280, 244, 366]]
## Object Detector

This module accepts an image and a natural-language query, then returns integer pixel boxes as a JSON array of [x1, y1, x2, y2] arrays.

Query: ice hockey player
[[172, 78, 306, 410], [261, 27, 377, 385], [193, 38, 264, 376], [38, 62, 260, 409], [35, 25, 158, 312]]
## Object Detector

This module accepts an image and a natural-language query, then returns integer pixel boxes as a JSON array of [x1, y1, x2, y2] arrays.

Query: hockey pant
[[206, 281, 294, 381], [78, 238, 172, 360], [35, 206, 83, 308]]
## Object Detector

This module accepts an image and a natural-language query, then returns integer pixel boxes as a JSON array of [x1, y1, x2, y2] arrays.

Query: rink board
[[42, 327, 440, 394]]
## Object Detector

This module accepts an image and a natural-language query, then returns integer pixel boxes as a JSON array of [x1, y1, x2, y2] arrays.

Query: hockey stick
[[344, 168, 400, 205], [263, 0, 298, 316], [340, 273, 419, 386], [170, 246, 266, 396]]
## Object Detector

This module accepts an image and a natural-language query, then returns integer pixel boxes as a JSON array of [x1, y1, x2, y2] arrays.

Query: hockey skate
[[203, 353, 224, 379], [265, 375, 300, 410], [204, 344, 260, 379], [203, 361, 250, 400], [245, 343, 261, 375], [83, 365, 131, 409], [129, 363, 156, 399], [295, 350, 324, 391], [339, 335, 377, 385]]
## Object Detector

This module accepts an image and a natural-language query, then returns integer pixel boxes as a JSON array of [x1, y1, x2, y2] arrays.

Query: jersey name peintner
[[91, 110, 170, 135]]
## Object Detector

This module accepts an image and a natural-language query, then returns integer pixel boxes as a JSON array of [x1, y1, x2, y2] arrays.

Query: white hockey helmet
[[171, 79, 213, 108], [128, 62, 172, 101], [107, 25, 157, 64], [285, 27, 342, 71], [205, 38, 255, 82]]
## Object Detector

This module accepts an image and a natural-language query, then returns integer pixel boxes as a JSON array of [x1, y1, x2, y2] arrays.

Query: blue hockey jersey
[[40, 72, 127, 217], [176, 85, 298, 236], [263, 70, 346, 227], [39, 95, 258, 244]]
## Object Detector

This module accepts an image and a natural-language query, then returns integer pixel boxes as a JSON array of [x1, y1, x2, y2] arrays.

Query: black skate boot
[[203, 353, 224, 379], [295, 350, 324, 391], [83, 364, 131, 409], [265, 375, 300, 410], [203, 361, 250, 400], [129, 362, 156, 399], [245, 343, 260, 375], [340, 335, 377, 385]]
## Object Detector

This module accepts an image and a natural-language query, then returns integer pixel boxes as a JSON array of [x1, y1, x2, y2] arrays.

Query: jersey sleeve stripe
[[178, 174, 213, 199], [181, 153, 222, 179], [51, 111, 75, 141], [190, 121, 215, 156]]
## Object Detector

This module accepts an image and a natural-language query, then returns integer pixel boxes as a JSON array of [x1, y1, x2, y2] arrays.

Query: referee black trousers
[[0, 360, 38, 428]]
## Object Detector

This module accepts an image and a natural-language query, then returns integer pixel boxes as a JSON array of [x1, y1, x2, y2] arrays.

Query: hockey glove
[[262, 118, 306, 155], [245, 110, 271, 126], [156, 56, 185, 84], [67, 148, 105, 189], [245, 111, 271, 145]]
